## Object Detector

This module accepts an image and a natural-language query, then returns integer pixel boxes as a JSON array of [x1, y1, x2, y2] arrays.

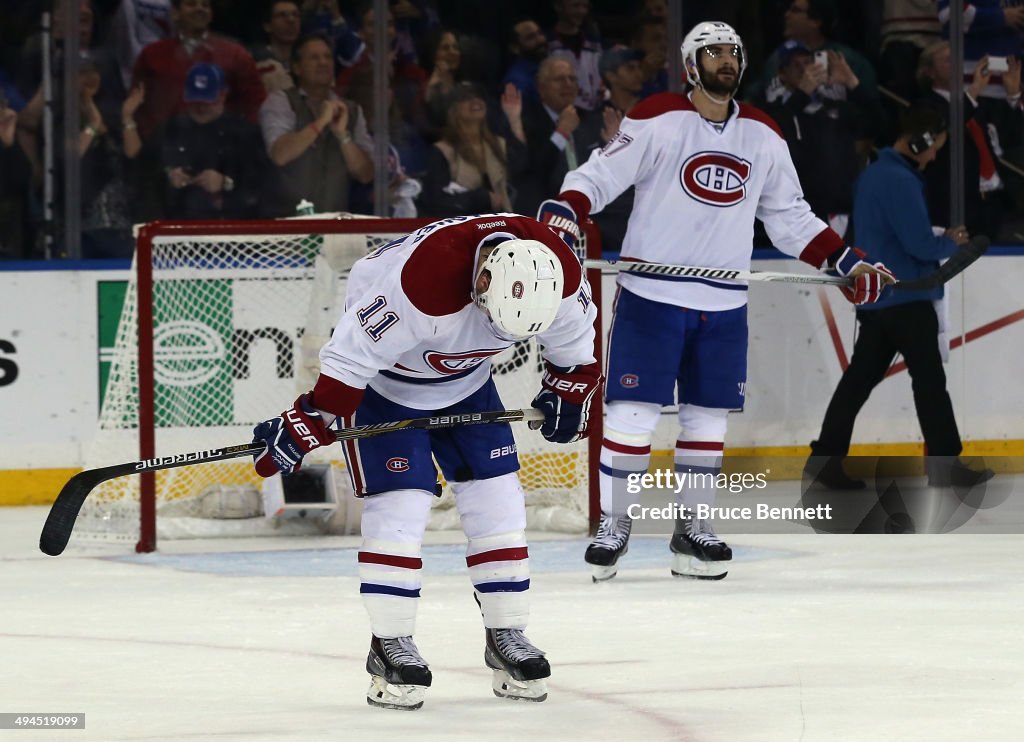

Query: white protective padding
[[474, 239, 564, 338], [454, 473, 530, 629], [605, 400, 663, 438], [360, 489, 434, 638], [677, 404, 729, 442], [675, 404, 729, 511]]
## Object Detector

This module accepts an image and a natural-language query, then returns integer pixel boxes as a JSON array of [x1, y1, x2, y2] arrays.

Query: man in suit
[[515, 55, 601, 216]]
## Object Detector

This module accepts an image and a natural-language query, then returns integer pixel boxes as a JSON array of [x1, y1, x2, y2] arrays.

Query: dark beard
[[698, 60, 740, 97]]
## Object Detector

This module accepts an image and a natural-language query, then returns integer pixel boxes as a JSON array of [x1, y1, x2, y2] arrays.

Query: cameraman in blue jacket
[[806, 105, 994, 489]]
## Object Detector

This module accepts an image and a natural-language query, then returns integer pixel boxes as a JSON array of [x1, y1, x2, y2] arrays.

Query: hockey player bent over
[[538, 22, 895, 582], [252, 214, 600, 709]]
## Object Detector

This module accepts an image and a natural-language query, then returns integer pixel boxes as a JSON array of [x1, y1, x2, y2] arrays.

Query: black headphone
[[907, 129, 938, 155]]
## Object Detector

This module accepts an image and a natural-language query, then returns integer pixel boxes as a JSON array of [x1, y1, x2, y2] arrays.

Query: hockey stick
[[39, 407, 545, 557], [582, 236, 989, 291]]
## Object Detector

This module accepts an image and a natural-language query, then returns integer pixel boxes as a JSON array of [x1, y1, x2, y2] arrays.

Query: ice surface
[[2, 495, 1023, 742]]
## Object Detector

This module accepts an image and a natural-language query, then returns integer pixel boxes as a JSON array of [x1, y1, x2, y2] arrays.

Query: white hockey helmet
[[474, 239, 564, 338], [681, 21, 747, 88]]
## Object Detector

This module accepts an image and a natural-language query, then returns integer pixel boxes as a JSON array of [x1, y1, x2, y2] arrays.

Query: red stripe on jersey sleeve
[[799, 227, 845, 269]]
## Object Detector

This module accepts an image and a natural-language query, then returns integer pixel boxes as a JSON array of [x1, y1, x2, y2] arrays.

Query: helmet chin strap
[[697, 84, 733, 106]]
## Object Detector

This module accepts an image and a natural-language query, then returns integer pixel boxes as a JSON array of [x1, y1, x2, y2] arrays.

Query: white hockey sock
[[675, 405, 727, 515], [600, 402, 660, 516], [453, 474, 530, 629], [359, 489, 433, 638]]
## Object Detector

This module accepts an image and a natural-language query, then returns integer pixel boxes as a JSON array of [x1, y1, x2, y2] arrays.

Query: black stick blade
[[895, 235, 989, 291], [39, 467, 119, 556]]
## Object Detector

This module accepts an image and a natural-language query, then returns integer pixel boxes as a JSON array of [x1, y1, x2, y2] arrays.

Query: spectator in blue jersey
[[301, 0, 365, 70], [806, 105, 994, 490], [503, 19, 550, 105]]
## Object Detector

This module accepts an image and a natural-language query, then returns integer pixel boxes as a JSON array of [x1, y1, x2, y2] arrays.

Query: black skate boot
[[927, 457, 995, 489], [584, 512, 632, 582], [670, 517, 732, 580], [365, 635, 432, 710], [803, 455, 865, 490], [484, 628, 551, 702]]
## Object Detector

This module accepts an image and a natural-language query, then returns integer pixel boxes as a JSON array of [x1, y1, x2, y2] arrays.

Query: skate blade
[[491, 670, 548, 702], [671, 553, 729, 581], [366, 675, 426, 710], [590, 564, 619, 582]]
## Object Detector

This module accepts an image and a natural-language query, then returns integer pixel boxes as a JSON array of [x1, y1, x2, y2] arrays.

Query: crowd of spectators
[[0, 0, 1021, 259]]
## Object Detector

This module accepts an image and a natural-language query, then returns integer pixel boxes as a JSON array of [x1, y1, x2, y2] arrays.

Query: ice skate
[[927, 458, 995, 489], [670, 517, 732, 580], [365, 635, 432, 710], [484, 628, 550, 702], [584, 512, 632, 582], [803, 455, 865, 490]]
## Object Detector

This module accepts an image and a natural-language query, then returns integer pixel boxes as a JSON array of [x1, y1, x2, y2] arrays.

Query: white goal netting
[[78, 219, 593, 548]]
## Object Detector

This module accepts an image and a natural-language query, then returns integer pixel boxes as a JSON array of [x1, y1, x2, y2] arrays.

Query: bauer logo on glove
[[252, 392, 334, 477], [530, 362, 602, 443]]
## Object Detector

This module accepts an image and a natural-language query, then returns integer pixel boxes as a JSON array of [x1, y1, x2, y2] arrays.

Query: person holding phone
[[937, 0, 1023, 101], [751, 0, 879, 104]]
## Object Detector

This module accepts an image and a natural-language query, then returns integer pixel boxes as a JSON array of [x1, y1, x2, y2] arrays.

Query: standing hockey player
[[537, 21, 895, 581], [252, 214, 600, 709]]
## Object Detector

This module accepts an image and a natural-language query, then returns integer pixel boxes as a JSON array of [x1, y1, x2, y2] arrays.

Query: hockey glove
[[537, 198, 581, 251], [530, 362, 603, 443], [833, 246, 896, 305], [252, 393, 334, 477]]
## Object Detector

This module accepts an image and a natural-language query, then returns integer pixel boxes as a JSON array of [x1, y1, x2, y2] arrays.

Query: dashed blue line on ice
[[107, 537, 806, 577]]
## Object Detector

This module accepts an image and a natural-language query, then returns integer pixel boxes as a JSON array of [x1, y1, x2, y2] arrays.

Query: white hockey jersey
[[312, 214, 598, 415], [561, 92, 844, 311]]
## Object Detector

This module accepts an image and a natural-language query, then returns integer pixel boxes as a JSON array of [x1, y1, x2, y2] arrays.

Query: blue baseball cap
[[599, 46, 644, 79], [777, 39, 812, 67], [184, 63, 225, 102]]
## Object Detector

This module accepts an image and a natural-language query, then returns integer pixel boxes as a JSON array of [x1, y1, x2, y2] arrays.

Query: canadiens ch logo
[[511, 280, 524, 299], [620, 373, 639, 388], [424, 349, 504, 374], [680, 151, 751, 207], [386, 457, 410, 472]]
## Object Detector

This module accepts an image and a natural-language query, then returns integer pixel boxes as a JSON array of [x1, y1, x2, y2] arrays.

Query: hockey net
[[79, 217, 601, 551]]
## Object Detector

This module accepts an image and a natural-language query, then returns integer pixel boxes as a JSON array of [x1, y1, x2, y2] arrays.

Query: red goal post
[[104, 216, 603, 552]]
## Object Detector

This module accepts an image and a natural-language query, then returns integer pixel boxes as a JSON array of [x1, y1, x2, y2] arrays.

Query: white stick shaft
[[582, 259, 852, 287]]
